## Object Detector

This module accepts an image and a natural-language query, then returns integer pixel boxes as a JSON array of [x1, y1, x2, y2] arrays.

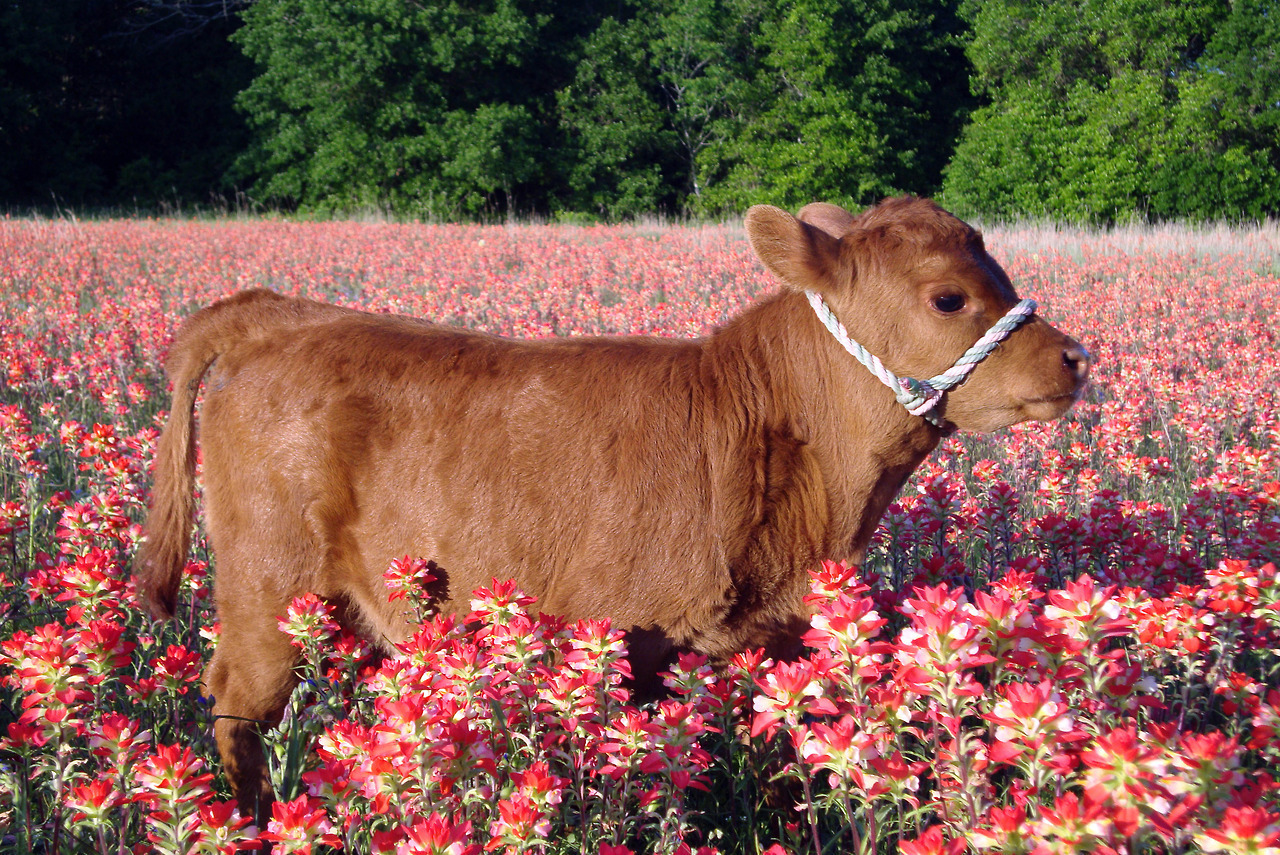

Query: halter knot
[[896, 377, 943, 416]]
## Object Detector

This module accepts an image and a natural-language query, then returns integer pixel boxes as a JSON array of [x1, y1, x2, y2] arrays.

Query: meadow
[[0, 215, 1278, 855]]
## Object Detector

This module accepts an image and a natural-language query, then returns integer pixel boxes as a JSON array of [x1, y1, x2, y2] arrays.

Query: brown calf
[[136, 197, 1089, 820]]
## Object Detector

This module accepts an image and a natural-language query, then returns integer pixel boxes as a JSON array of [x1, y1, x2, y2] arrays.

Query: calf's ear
[[797, 202, 856, 239], [746, 205, 844, 296]]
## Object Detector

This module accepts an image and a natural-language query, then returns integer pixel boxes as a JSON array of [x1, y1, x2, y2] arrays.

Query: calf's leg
[[203, 601, 301, 827]]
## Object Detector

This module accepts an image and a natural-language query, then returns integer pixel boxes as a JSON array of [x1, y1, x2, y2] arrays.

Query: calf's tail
[[135, 289, 316, 619]]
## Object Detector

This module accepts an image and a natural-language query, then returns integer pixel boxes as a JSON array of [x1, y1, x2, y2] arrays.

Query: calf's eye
[[931, 293, 966, 313]]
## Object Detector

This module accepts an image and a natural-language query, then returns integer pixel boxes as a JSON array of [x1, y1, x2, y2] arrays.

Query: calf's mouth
[[1016, 389, 1084, 421]]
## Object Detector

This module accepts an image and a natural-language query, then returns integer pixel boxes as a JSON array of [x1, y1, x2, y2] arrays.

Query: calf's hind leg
[[203, 599, 301, 827]]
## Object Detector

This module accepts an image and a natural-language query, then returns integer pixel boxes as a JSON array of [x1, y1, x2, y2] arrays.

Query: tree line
[[2, 0, 1276, 222]]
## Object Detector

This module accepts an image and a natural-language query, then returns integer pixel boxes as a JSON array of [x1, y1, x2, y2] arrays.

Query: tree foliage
[[701, 0, 973, 213], [944, 0, 1280, 222], [231, 0, 970, 218], [556, 16, 679, 218], [556, 0, 763, 218], [2, 0, 1277, 220], [0, 0, 249, 210], [231, 0, 578, 217]]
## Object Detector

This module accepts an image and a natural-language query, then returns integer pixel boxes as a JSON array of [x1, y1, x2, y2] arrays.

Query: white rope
[[805, 291, 1038, 427]]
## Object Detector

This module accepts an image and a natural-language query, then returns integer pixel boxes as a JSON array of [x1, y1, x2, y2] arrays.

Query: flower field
[[1, 216, 1278, 855]]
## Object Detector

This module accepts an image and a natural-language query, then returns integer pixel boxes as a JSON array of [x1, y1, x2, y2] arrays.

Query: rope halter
[[805, 290, 1038, 428]]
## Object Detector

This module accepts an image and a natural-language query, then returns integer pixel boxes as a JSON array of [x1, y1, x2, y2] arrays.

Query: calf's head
[[746, 196, 1089, 432]]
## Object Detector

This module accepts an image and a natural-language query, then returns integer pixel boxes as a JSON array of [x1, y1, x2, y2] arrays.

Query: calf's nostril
[[1062, 346, 1090, 381]]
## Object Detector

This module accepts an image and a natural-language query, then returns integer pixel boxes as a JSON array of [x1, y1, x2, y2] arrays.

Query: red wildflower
[[1032, 790, 1117, 853], [151, 644, 203, 694], [899, 824, 965, 855], [1196, 805, 1280, 854], [1041, 575, 1130, 643], [486, 792, 548, 852], [467, 578, 537, 632], [599, 706, 657, 779], [133, 743, 216, 808], [985, 679, 1087, 774], [384, 555, 440, 615], [259, 794, 343, 853], [970, 804, 1032, 853], [65, 775, 121, 825], [278, 593, 341, 648], [1078, 726, 1172, 834], [751, 659, 838, 738], [390, 813, 480, 855]]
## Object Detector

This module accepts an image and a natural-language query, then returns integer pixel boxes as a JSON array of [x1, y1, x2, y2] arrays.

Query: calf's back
[[175, 289, 833, 680]]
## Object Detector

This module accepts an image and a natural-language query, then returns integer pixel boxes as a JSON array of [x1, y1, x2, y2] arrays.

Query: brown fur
[[135, 197, 1089, 820]]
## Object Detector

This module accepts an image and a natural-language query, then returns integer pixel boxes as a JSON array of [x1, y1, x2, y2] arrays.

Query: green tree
[[649, 0, 763, 203], [556, 0, 759, 218], [232, 0, 587, 217], [440, 103, 541, 215], [1152, 0, 1280, 219], [558, 0, 971, 218], [0, 0, 249, 210], [699, 0, 973, 214], [943, 0, 1279, 221], [936, 84, 1065, 220], [556, 16, 680, 218]]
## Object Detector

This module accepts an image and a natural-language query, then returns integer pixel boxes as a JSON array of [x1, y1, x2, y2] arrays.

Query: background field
[[1, 218, 1278, 853]]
